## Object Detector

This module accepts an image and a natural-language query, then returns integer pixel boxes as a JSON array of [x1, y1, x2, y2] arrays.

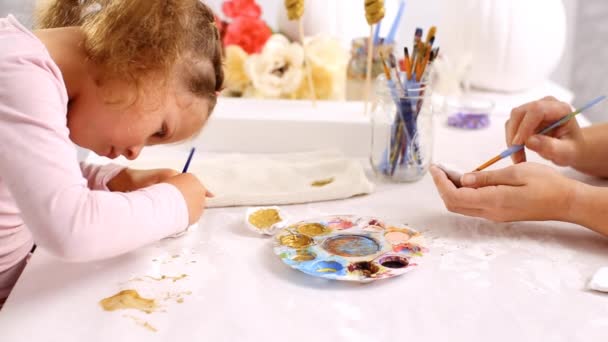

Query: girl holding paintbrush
[[431, 96, 608, 237], [0, 0, 221, 306]]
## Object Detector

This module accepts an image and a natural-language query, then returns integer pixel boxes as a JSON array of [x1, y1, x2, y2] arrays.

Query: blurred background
[[2, 0, 605, 121]]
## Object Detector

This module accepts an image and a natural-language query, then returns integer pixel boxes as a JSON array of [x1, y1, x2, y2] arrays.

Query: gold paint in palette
[[296, 223, 331, 236], [279, 233, 314, 248], [100, 290, 157, 314], [291, 250, 316, 262]]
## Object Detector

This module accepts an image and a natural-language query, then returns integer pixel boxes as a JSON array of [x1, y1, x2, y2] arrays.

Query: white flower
[[245, 34, 304, 98], [297, 35, 349, 100]]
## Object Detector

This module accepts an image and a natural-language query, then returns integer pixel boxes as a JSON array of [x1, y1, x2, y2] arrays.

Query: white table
[[2, 86, 608, 342]]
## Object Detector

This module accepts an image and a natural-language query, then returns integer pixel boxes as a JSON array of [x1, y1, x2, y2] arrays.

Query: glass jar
[[370, 73, 434, 182]]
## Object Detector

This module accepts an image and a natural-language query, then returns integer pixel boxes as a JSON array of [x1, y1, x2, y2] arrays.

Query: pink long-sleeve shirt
[[0, 15, 189, 301]]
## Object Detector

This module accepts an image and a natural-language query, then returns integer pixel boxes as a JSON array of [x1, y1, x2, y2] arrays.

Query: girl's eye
[[154, 123, 168, 138]]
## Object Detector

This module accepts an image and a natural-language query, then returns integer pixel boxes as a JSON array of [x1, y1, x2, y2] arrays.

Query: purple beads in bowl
[[444, 96, 494, 130], [448, 112, 490, 129]]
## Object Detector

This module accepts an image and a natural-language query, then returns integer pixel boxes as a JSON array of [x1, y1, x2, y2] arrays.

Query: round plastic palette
[[273, 215, 426, 282]]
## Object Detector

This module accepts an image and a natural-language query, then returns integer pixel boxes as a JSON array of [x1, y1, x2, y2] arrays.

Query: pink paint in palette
[[273, 215, 427, 282]]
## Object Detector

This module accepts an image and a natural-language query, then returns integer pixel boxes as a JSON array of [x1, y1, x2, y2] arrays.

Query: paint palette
[[273, 215, 426, 282]]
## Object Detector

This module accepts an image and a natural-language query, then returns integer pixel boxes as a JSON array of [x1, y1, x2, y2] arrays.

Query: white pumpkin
[[440, 0, 566, 92]]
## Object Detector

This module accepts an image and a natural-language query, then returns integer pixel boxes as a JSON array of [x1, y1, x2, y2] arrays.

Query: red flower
[[222, 0, 262, 19], [223, 16, 271, 54]]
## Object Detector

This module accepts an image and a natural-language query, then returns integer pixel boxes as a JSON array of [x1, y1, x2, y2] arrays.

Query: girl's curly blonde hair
[[36, 0, 224, 112]]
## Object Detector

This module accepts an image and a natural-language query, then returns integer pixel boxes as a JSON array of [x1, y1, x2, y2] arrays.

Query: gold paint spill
[[145, 274, 188, 282], [279, 234, 314, 248], [163, 291, 192, 303], [100, 290, 156, 314], [124, 315, 157, 332], [311, 177, 334, 187], [248, 209, 282, 229], [291, 250, 316, 262], [297, 223, 330, 236]]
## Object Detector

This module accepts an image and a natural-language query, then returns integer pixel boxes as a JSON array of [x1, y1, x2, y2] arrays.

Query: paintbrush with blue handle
[[474, 95, 607, 171], [182, 147, 196, 173]]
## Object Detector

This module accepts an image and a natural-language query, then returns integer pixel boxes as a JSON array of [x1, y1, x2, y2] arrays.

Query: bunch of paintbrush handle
[[402, 26, 439, 82]]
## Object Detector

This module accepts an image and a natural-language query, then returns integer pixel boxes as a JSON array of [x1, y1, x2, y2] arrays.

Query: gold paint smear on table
[[163, 290, 193, 304], [124, 315, 157, 332], [100, 290, 156, 314], [311, 177, 334, 187], [129, 274, 188, 283]]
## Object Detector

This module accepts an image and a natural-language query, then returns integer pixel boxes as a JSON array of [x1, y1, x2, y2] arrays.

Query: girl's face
[[66, 73, 209, 160]]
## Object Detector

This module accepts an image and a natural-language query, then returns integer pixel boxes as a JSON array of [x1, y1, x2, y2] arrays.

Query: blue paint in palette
[[312, 261, 345, 274], [321, 235, 380, 257]]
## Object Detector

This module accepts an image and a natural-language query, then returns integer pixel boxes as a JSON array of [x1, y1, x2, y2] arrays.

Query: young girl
[[0, 0, 223, 306], [431, 96, 608, 237]]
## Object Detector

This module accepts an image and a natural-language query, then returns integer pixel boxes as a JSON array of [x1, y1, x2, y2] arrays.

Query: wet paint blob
[[378, 255, 409, 269], [100, 290, 156, 313], [291, 250, 317, 262], [279, 234, 314, 248], [322, 235, 380, 257]]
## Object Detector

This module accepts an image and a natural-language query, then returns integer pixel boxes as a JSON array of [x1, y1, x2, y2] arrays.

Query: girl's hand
[[109, 168, 213, 225], [162, 173, 211, 225], [506, 96, 585, 168], [430, 163, 580, 223], [108, 168, 180, 192]]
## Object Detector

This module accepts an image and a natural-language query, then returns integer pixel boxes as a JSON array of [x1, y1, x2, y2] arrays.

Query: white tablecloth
[[1, 113, 607, 342]]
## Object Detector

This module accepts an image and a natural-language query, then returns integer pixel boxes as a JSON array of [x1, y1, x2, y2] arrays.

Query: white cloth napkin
[[126, 150, 375, 208], [589, 267, 608, 293]]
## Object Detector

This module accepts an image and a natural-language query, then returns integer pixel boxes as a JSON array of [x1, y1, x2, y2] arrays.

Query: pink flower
[[222, 0, 262, 19], [223, 16, 271, 54]]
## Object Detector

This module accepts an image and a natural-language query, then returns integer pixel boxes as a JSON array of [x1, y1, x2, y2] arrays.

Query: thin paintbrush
[[388, 53, 405, 95], [474, 95, 607, 171], [386, 0, 406, 44], [403, 47, 412, 81], [410, 28, 423, 80], [182, 147, 196, 173]]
